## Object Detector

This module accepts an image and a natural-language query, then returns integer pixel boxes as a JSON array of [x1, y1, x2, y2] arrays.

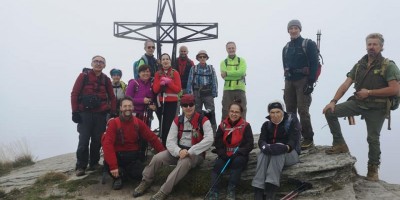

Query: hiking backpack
[[103, 117, 148, 162], [133, 56, 148, 79], [224, 57, 246, 85], [284, 39, 323, 82], [355, 58, 400, 111]]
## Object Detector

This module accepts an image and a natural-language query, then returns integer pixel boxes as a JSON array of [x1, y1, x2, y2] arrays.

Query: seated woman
[[252, 100, 301, 200], [208, 100, 254, 200], [125, 64, 156, 127]]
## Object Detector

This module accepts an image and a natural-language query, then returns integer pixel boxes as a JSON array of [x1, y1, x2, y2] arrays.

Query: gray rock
[[1, 135, 399, 200]]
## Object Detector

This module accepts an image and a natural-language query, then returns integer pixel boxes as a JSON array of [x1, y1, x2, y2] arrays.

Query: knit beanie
[[268, 100, 285, 112], [287, 19, 302, 31]]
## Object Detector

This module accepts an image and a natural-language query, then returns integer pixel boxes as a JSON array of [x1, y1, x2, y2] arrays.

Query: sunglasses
[[181, 103, 195, 108], [198, 56, 207, 59], [92, 60, 105, 64], [147, 46, 155, 49]]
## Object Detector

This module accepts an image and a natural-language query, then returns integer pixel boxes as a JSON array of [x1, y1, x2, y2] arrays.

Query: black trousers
[[156, 101, 178, 147], [210, 155, 248, 192], [76, 112, 107, 169], [104, 151, 144, 180]]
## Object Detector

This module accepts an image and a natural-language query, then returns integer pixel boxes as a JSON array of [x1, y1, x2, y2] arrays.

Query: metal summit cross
[[113, 0, 218, 64]]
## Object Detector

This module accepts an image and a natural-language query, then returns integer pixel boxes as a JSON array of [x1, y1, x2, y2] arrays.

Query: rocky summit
[[1, 135, 400, 200]]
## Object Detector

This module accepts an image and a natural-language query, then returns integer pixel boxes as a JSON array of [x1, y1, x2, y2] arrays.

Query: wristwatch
[[330, 99, 338, 104]]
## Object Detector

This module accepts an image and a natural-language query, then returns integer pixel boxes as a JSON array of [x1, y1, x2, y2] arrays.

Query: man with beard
[[323, 33, 400, 182], [102, 97, 165, 190]]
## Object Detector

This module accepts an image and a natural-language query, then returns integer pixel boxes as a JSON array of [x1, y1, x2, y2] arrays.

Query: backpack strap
[[224, 57, 242, 86], [284, 113, 293, 133]]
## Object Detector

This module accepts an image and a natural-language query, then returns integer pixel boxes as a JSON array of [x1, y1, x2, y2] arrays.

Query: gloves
[[72, 112, 81, 123], [261, 142, 288, 155], [303, 83, 314, 95], [160, 77, 172, 85], [260, 142, 271, 154], [270, 143, 288, 155]]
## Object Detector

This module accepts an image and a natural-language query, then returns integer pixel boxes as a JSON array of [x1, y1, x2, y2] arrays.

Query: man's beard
[[120, 110, 133, 121], [368, 49, 378, 58]]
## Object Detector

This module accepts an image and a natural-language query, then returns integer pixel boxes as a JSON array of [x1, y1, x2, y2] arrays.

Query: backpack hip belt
[[156, 93, 179, 107]]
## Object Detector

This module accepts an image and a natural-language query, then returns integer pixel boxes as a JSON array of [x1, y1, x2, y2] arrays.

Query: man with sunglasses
[[187, 50, 218, 134], [133, 94, 214, 200], [220, 41, 247, 121], [133, 39, 159, 79], [71, 55, 117, 176]]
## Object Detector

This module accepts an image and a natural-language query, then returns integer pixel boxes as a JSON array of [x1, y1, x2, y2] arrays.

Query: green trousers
[[325, 100, 386, 165]]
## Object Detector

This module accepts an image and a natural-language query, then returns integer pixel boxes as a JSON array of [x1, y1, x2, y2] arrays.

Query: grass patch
[[35, 171, 68, 185], [0, 138, 35, 177]]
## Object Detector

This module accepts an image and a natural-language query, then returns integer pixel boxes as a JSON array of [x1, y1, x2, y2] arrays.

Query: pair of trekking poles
[[203, 146, 312, 200]]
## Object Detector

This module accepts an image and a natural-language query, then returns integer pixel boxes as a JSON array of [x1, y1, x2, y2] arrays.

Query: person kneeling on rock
[[132, 94, 214, 200], [252, 100, 301, 200], [102, 96, 165, 190]]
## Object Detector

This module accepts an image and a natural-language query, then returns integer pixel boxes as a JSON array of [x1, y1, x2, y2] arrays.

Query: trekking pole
[[204, 146, 239, 199], [316, 30, 324, 65], [159, 92, 166, 142], [280, 181, 312, 200]]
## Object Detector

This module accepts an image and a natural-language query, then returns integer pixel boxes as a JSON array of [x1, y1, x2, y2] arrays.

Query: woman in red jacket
[[153, 53, 182, 146], [208, 99, 254, 200]]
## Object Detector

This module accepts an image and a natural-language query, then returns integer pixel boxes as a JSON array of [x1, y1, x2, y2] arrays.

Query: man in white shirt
[[133, 94, 214, 200]]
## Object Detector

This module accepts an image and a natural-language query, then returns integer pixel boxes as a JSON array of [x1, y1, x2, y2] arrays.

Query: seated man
[[133, 94, 214, 200], [102, 96, 165, 190]]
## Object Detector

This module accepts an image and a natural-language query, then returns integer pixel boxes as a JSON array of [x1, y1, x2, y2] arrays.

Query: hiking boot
[[254, 187, 265, 200], [325, 143, 349, 154], [87, 163, 102, 171], [133, 180, 151, 197], [366, 164, 379, 181], [75, 168, 85, 176], [206, 191, 218, 200], [226, 186, 236, 200], [265, 183, 278, 200], [112, 177, 123, 190], [150, 190, 167, 200], [301, 140, 314, 150]]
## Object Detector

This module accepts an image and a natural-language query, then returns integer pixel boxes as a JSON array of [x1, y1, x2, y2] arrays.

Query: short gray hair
[[366, 33, 384, 47]]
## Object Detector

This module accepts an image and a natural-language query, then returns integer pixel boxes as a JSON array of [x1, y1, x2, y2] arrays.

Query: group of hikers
[[70, 19, 400, 200]]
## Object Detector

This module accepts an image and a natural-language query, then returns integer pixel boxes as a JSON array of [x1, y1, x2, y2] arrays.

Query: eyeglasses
[[181, 103, 195, 108], [147, 46, 155, 49], [198, 56, 207, 59], [92, 60, 105, 65]]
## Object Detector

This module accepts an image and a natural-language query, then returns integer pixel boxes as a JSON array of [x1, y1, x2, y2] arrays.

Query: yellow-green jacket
[[220, 56, 247, 91]]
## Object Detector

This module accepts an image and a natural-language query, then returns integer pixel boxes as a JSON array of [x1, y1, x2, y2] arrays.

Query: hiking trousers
[[221, 90, 247, 121], [325, 100, 386, 165], [142, 150, 203, 195], [104, 151, 144, 180], [156, 101, 178, 147], [210, 155, 248, 192], [252, 150, 299, 188], [76, 112, 107, 169], [284, 77, 314, 141], [193, 90, 217, 135]]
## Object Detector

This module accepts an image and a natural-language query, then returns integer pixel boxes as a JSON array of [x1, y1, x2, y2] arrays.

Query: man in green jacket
[[220, 41, 247, 121]]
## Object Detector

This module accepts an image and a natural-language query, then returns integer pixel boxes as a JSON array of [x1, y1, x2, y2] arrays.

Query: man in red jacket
[[71, 55, 117, 176], [102, 96, 165, 190]]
